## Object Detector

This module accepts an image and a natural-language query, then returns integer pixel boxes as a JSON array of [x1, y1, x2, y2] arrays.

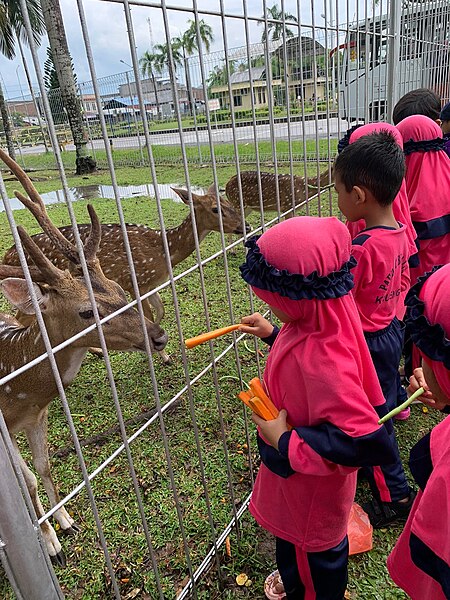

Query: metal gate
[[1, 1, 449, 598]]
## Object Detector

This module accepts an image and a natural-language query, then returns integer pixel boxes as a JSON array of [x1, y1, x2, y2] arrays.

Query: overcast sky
[[0, 0, 374, 99]]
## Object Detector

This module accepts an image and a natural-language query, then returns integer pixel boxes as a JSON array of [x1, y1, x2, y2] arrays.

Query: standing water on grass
[[1, 183, 207, 211]]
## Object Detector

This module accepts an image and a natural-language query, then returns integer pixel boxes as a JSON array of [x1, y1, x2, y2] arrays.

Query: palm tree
[[259, 4, 298, 43], [0, 0, 45, 160], [40, 0, 96, 174], [139, 50, 162, 118], [175, 19, 214, 115]]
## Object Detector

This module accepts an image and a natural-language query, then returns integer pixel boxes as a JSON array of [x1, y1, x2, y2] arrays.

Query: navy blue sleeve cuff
[[262, 325, 280, 347], [441, 405, 450, 414], [278, 431, 291, 458]]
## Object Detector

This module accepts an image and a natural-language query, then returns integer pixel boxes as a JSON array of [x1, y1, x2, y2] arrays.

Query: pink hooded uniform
[[239, 217, 395, 596], [338, 123, 418, 266], [396, 115, 450, 283], [387, 264, 450, 599]]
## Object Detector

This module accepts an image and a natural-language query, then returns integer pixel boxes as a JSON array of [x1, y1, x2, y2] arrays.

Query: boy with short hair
[[393, 88, 441, 125], [334, 131, 416, 528]]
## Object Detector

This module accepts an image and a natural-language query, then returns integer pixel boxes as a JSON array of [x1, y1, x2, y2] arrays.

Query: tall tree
[[40, 0, 96, 174], [0, 0, 45, 160], [175, 19, 214, 114], [139, 50, 162, 118], [259, 4, 298, 43]]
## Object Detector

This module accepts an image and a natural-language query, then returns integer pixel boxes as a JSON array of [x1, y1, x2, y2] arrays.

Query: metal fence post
[[0, 427, 64, 600], [386, 0, 402, 122]]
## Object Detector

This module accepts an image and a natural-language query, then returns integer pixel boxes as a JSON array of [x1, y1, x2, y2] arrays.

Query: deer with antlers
[[3, 185, 249, 363], [225, 168, 332, 217], [0, 149, 168, 566]]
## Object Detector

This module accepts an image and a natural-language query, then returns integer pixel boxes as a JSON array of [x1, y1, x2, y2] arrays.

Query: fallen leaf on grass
[[225, 536, 231, 557], [236, 573, 248, 586]]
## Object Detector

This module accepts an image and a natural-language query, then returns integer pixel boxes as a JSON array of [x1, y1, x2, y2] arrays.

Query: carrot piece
[[185, 324, 241, 349], [249, 397, 275, 421], [238, 390, 252, 408], [249, 378, 279, 419]]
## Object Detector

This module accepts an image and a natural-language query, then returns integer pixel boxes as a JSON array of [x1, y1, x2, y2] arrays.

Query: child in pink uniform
[[387, 263, 450, 599], [396, 114, 450, 284], [239, 216, 395, 600], [334, 131, 415, 528], [338, 123, 418, 268]]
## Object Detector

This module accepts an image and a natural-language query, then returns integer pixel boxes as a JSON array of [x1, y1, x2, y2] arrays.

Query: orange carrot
[[249, 378, 279, 419], [185, 324, 241, 349], [248, 397, 274, 420], [238, 390, 252, 409]]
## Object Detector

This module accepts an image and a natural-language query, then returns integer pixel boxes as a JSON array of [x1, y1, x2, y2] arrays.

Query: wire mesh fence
[[0, 1, 450, 599]]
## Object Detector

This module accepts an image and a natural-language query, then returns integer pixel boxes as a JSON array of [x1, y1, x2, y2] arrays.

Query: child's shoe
[[363, 490, 416, 528], [394, 407, 411, 420]]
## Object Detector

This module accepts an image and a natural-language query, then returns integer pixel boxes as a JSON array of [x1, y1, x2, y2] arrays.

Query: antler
[[0, 227, 62, 284], [0, 149, 101, 265]]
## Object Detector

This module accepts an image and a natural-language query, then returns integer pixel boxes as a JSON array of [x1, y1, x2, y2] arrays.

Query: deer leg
[[10, 436, 66, 567], [25, 409, 79, 537], [143, 294, 171, 365]]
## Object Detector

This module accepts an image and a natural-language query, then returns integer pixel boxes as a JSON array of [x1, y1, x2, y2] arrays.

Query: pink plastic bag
[[348, 502, 373, 555]]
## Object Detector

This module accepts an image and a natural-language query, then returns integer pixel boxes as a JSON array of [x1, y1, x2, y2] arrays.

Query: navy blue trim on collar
[[405, 266, 450, 369], [239, 235, 357, 300]]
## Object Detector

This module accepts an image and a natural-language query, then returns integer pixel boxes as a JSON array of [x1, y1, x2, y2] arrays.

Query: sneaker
[[394, 407, 411, 421], [363, 491, 416, 529]]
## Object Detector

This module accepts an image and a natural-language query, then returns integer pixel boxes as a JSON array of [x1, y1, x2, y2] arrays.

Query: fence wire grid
[[0, 0, 449, 599]]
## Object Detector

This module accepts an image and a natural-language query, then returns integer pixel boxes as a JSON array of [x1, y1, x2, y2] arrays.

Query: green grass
[[0, 157, 442, 599]]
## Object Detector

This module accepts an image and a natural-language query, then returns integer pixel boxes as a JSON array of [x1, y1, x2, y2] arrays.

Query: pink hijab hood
[[239, 216, 386, 432], [343, 122, 417, 259], [396, 114, 450, 223], [405, 263, 450, 398]]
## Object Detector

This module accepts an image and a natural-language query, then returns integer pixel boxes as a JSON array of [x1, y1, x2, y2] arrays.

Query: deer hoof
[[50, 548, 67, 568], [159, 351, 172, 365], [88, 347, 104, 358], [62, 522, 81, 536]]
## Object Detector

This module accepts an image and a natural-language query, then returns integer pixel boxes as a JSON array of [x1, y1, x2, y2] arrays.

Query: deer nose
[[233, 221, 251, 235], [153, 331, 168, 352]]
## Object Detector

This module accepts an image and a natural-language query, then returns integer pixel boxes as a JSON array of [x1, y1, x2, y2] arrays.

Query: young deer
[[225, 168, 332, 217], [4, 185, 248, 363], [0, 150, 168, 567]]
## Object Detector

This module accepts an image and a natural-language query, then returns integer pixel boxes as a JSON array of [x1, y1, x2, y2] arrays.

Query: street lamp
[[119, 59, 144, 163]]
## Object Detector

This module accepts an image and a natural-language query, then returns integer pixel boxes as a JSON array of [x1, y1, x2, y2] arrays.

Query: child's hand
[[408, 367, 448, 410], [252, 410, 289, 450], [239, 312, 274, 338]]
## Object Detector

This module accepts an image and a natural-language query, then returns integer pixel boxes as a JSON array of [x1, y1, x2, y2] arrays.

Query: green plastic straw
[[378, 387, 425, 424]]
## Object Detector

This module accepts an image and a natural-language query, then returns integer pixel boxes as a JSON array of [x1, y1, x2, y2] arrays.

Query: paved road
[[18, 117, 350, 156]]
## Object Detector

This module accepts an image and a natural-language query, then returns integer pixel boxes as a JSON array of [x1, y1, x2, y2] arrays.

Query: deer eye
[[79, 309, 94, 320], [212, 207, 219, 214]]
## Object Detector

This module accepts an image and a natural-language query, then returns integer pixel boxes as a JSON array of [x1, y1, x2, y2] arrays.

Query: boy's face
[[442, 120, 450, 135], [334, 172, 365, 222]]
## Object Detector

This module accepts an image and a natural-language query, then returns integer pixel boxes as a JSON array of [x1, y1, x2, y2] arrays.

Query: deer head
[[171, 185, 249, 235]]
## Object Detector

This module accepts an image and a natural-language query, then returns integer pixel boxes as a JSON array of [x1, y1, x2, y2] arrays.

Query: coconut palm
[[40, 0, 96, 174], [175, 19, 214, 115], [139, 50, 162, 118], [0, 0, 45, 160], [152, 41, 183, 75], [259, 4, 298, 43]]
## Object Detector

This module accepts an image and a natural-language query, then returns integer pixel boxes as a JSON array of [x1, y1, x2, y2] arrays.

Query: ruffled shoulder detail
[[405, 266, 450, 369], [337, 124, 363, 154], [239, 235, 357, 300], [403, 137, 446, 156]]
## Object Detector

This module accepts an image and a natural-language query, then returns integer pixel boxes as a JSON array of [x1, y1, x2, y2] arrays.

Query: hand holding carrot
[[252, 409, 289, 450], [239, 312, 274, 338]]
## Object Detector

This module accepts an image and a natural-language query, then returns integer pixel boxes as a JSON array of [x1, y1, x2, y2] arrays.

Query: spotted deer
[[225, 169, 332, 217], [0, 149, 168, 566], [4, 185, 249, 363]]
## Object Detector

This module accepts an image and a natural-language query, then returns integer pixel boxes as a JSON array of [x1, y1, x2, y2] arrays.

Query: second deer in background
[[225, 168, 332, 217]]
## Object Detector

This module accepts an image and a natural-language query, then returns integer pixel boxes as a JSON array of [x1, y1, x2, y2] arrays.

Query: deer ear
[[0, 278, 49, 315], [206, 183, 218, 196], [171, 187, 201, 205]]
